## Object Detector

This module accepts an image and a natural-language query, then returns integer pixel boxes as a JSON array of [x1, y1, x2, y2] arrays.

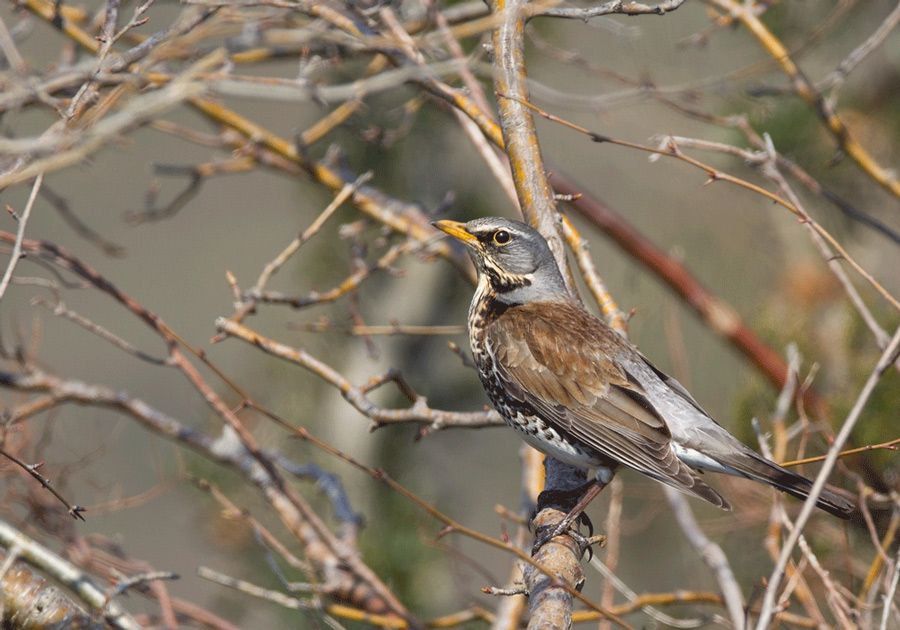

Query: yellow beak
[[432, 220, 478, 244]]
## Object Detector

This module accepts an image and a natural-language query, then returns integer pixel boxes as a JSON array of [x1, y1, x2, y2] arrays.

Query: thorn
[[435, 525, 454, 540]]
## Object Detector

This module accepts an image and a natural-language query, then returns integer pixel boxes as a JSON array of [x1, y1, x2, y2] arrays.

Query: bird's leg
[[534, 479, 596, 535], [532, 481, 605, 556]]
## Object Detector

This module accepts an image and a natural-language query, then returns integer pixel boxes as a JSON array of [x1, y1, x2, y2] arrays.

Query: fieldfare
[[434, 216, 854, 533]]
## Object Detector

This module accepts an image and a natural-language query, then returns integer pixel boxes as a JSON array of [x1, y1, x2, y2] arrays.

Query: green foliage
[[734, 293, 899, 479], [831, 313, 900, 473]]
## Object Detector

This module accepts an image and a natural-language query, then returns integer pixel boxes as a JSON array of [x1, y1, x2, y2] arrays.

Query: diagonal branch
[[0, 518, 142, 629], [706, 0, 900, 201], [0, 173, 42, 302], [755, 325, 900, 629]]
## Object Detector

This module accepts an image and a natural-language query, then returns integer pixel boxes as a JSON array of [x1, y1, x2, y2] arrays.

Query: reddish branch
[[552, 172, 826, 413]]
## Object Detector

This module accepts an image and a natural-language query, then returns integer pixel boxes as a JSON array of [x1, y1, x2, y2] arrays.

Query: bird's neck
[[468, 275, 506, 338], [468, 260, 572, 334], [467, 276, 508, 370], [486, 262, 570, 307]]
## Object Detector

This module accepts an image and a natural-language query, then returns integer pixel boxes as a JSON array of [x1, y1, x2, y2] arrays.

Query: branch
[[491, 0, 569, 284], [0, 448, 86, 520], [490, 0, 598, 622], [706, 0, 900, 201], [215, 317, 501, 430], [0, 550, 105, 629], [542, 0, 686, 20], [0, 518, 142, 629], [0, 365, 415, 622], [821, 1, 900, 93], [0, 173, 42, 302], [663, 488, 745, 628]]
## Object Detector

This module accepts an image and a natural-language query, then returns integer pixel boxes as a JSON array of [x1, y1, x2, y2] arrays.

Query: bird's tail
[[726, 452, 855, 519]]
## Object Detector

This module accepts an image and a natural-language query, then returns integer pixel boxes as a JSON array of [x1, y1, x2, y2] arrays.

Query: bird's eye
[[493, 230, 511, 245]]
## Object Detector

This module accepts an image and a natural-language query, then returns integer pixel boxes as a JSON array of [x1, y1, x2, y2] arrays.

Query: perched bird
[[434, 216, 854, 525]]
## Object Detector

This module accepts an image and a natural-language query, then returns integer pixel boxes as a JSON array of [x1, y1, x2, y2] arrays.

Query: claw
[[578, 511, 594, 538], [531, 522, 602, 560]]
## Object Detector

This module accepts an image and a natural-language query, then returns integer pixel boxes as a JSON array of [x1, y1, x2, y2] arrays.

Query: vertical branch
[[491, 0, 573, 290], [490, 1, 588, 627], [598, 478, 623, 630], [663, 488, 745, 628]]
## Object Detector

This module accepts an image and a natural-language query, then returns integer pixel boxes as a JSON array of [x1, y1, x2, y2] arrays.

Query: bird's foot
[[530, 481, 607, 560], [530, 504, 595, 537], [531, 521, 605, 561], [533, 480, 597, 537]]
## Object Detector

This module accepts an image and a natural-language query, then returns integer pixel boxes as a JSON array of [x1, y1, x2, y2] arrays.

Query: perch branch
[[0, 518, 142, 629]]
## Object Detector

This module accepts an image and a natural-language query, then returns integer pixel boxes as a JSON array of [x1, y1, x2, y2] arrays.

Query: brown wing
[[489, 302, 729, 509]]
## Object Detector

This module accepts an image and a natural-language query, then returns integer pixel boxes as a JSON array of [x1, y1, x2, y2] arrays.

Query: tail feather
[[727, 453, 855, 519]]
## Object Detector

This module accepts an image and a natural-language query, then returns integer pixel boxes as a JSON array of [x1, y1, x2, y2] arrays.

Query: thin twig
[[0, 447, 86, 520], [104, 570, 179, 610], [504, 94, 900, 314], [0, 173, 42, 302], [216, 317, 501, 430], [821, 1, 900, 93], [755, 325, 900, 629], [781, 438, 900, 468], [880, 547, 900, 630], [705, 0, 900, 201]]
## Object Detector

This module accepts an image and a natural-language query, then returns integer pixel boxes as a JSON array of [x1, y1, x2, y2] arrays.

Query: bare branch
[[0, 518, 142, 629], [705, 0, 900, 201], [755, 325, 900, 629], [542, 0, 686, 20], [821, 1, 900, 93], [215, 317, 501, 431], [0, 173, 42, 302], [0, 447, 86, 520], [663, 488, 745, 629]]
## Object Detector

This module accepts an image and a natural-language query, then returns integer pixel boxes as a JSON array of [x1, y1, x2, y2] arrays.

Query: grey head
[[432, 217, 570, 304]]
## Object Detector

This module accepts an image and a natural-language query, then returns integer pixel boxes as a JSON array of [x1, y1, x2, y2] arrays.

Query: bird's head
[[433, 217, 569, 303]]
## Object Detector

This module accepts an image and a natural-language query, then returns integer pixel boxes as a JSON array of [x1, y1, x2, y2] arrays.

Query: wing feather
[[489, 302, 729, 509]]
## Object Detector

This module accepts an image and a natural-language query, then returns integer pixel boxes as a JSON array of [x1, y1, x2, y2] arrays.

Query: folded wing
[[489, 303, 730, 510]]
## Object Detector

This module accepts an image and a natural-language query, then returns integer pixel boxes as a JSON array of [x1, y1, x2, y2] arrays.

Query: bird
[[433, 216, 855, 535]]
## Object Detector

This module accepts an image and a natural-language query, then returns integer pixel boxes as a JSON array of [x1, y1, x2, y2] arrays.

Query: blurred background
[[1, 0, 898, 627]]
